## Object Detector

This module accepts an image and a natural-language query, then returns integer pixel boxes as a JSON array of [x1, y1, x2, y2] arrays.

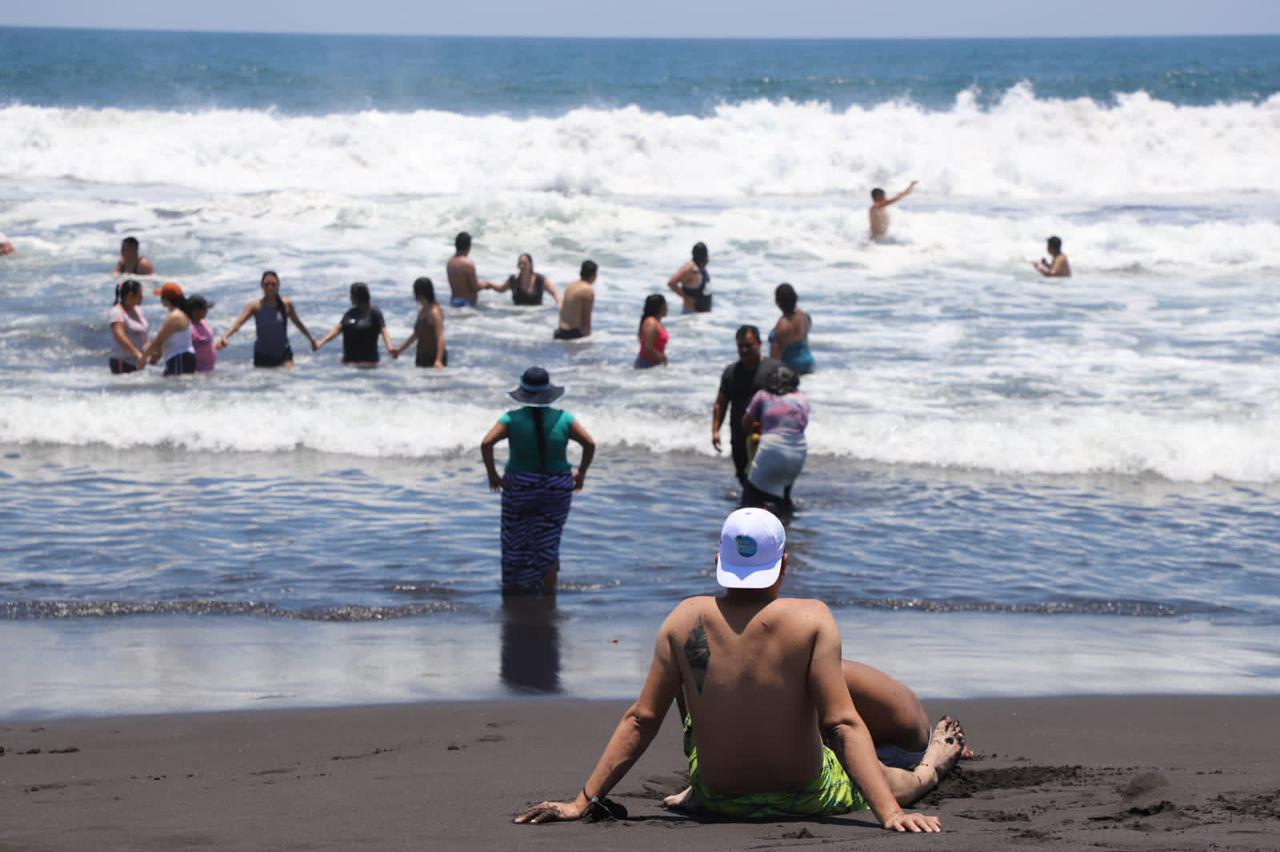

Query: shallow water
[[2, 30, 1278, 715]]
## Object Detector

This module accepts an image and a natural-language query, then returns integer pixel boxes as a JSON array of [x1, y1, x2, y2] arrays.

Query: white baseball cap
[[716, 508, 786, 589]]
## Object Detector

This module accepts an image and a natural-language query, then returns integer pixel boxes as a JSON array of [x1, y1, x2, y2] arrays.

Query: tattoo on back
[[683, 617, 710, 694]]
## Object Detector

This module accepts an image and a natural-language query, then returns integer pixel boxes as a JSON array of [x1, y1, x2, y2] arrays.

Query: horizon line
[[1, 23, 1278, 41]]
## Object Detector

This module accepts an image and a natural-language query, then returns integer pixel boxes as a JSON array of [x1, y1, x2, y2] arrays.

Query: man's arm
[[874, 181, 918, 208], [808, 605, 941, 833], [711, 391, 729, 452], [515, 617, 682, 824], [579, 289, 594, 336]]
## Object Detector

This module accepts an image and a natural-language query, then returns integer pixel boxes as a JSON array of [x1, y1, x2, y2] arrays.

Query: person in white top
[[138, 281, 197, 376], [108, 279, 149, 374]]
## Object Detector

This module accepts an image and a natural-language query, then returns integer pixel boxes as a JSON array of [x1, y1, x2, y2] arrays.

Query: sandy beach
[[2, 695, 1278, 851]]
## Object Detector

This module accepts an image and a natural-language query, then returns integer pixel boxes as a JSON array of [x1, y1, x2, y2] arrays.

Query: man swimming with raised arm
[[1032, 235, 1072, 278], [446, 232, 494, 308], [515, 508, 962, 831], [869, 181, 918, 240]]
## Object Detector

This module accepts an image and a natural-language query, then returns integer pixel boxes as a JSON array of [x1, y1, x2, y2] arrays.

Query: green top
[[499, 407, 575, 474]]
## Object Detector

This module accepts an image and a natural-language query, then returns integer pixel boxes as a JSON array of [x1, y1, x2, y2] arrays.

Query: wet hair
[[187, 294, 209, 315], [871, 188, 886, 201], [639, 293, 667, 335], [350, 282, 371, 307], [413, 276, 436, 304], [580, 259, 598, 281], [261, 270, 280, 286], [455, 232, 471, 253], [767, 366, 800, 395], [692, 242, 708, 265], [1047, 236, 1063, 252], [775, 282, 798, 314], [735, 324, 761, 345], [121, 236, 139, 250], [519, 253, 534, 269], [530, 407, 548, 471], [113, 278, 142, 306]]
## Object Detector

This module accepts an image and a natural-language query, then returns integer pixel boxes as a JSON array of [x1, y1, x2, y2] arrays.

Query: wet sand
[[2, 695, 1278, 851]]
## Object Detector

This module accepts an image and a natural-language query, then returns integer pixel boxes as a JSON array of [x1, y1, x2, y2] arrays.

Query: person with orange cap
[[137, 282, 197, 376]]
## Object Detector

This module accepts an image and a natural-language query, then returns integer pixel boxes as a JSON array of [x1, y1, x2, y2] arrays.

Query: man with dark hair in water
[[1032, 236, 1072, 278], [515, 507, 963, 830], [114, 236, 154, 275], [446, 231, 494, 308], [713, 326, 779, 487], [554, 260, 598, 340], [868, 181, 917, 240]]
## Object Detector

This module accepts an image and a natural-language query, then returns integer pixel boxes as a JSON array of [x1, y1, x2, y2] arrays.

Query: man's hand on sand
[[884, 811, 942, 832], [514, 798, 587, 824]]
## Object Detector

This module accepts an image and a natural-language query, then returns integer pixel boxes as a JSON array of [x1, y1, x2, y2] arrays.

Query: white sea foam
[[2, 86, 1278, 198], [1, 388, 1276, 484]]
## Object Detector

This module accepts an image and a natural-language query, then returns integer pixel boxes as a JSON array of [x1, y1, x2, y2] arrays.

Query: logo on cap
[[735, 535, 758, 558]]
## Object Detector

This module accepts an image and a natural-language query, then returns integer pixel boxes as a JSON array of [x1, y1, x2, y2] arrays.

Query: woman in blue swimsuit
[[768, 283, 815, 375]]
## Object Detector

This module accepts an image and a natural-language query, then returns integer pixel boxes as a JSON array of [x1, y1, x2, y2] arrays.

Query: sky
[[1, 0, 1278, 39]]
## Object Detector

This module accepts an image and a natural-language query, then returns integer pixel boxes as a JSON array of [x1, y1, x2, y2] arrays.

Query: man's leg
[[880, 718, 964, 806], [842, 659, 930, 751], [730, 433, 748, 486]]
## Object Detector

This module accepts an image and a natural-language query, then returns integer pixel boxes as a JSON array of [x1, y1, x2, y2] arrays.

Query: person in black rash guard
[[315, 282, 395, 366], [712, 324, 780, 488], [486, 253, 562, 307]]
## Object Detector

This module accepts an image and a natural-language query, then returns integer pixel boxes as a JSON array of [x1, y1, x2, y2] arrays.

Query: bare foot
[[663, 785, 696, 811], [913, 717, 965, 788]]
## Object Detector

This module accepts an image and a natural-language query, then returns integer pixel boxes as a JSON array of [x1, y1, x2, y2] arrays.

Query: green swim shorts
[[683, 714, 869, 820]]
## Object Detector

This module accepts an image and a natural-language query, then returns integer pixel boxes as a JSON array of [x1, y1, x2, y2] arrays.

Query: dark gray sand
[[2, 696, 1278, 851]]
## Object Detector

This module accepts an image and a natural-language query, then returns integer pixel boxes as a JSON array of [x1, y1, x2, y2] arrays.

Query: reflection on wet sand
[[500, 595, 561, 694]]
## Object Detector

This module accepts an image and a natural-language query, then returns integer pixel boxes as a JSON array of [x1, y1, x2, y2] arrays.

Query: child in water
[[188, 294, 217, 373]]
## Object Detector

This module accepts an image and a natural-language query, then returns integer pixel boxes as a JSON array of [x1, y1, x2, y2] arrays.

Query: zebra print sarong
[[500, 471, 575, 593]]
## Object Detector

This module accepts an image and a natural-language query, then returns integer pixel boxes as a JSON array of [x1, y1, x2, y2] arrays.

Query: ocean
[[1, 28, 1278, 717]]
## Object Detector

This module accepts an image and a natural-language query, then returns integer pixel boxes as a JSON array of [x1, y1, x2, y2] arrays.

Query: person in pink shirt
[[741, 366, 809, 510], [187, 294, 217, 373], [107, 279, 149, 374]]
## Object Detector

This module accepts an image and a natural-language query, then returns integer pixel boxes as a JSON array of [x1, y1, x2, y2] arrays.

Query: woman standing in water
[[392, 277, 447, 368], [769, 282, 815, 375], [137, 281, 197, 376], [107, 279, 149, 374], [480, 367, 595, 594], [742, 366, 809, 510], [487, 254, 562, 308], [667, 241, 711, 313], [315, 282, 395, 367], [217, 270, 318, 367], [635, 294, 669, 368]]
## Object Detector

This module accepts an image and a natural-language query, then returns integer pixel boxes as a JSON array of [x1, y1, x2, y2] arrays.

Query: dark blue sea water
[[2, 29, 1279, 115], [1, 29, 1278, 716]]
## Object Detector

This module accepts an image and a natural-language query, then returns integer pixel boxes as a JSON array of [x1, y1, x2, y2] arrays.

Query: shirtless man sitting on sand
[[869, 181, 917, 240], [446, 232, 493, 308], [114, 236, 154, 275], [516, 508, 966, 831], [553, 260, 597, 340], [1032, 236, 1072, 278]]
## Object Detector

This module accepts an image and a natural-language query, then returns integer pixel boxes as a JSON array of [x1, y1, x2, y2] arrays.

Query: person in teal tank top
[[481, 367, 596, 594]]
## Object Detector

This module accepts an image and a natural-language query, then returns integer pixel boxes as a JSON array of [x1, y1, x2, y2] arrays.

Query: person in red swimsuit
[[635, 294, 669, 368]]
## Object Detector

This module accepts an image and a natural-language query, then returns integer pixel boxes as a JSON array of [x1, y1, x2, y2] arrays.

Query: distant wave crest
[[2, 84, 1278, 198]]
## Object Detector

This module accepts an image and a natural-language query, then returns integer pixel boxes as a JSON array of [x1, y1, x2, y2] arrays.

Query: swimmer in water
[[668, 242, 711, 313], [1032, 236, 1072, 278], [869, 181, 917, 240]]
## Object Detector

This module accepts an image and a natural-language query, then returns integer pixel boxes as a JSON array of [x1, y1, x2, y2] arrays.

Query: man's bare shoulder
[[657, 596, 718, 637], [447, 255, 474, 270], [770, 597, 836, 625]]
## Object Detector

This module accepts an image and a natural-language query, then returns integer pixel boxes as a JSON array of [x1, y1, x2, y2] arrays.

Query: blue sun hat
[[716, 508, 785, 589], [508, 366, 565, 407]]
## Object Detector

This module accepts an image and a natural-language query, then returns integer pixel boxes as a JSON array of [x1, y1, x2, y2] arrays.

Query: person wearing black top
[[315, 282, 395, 366], [712, 325, 780, 487], [486, 253, 562, 307]]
